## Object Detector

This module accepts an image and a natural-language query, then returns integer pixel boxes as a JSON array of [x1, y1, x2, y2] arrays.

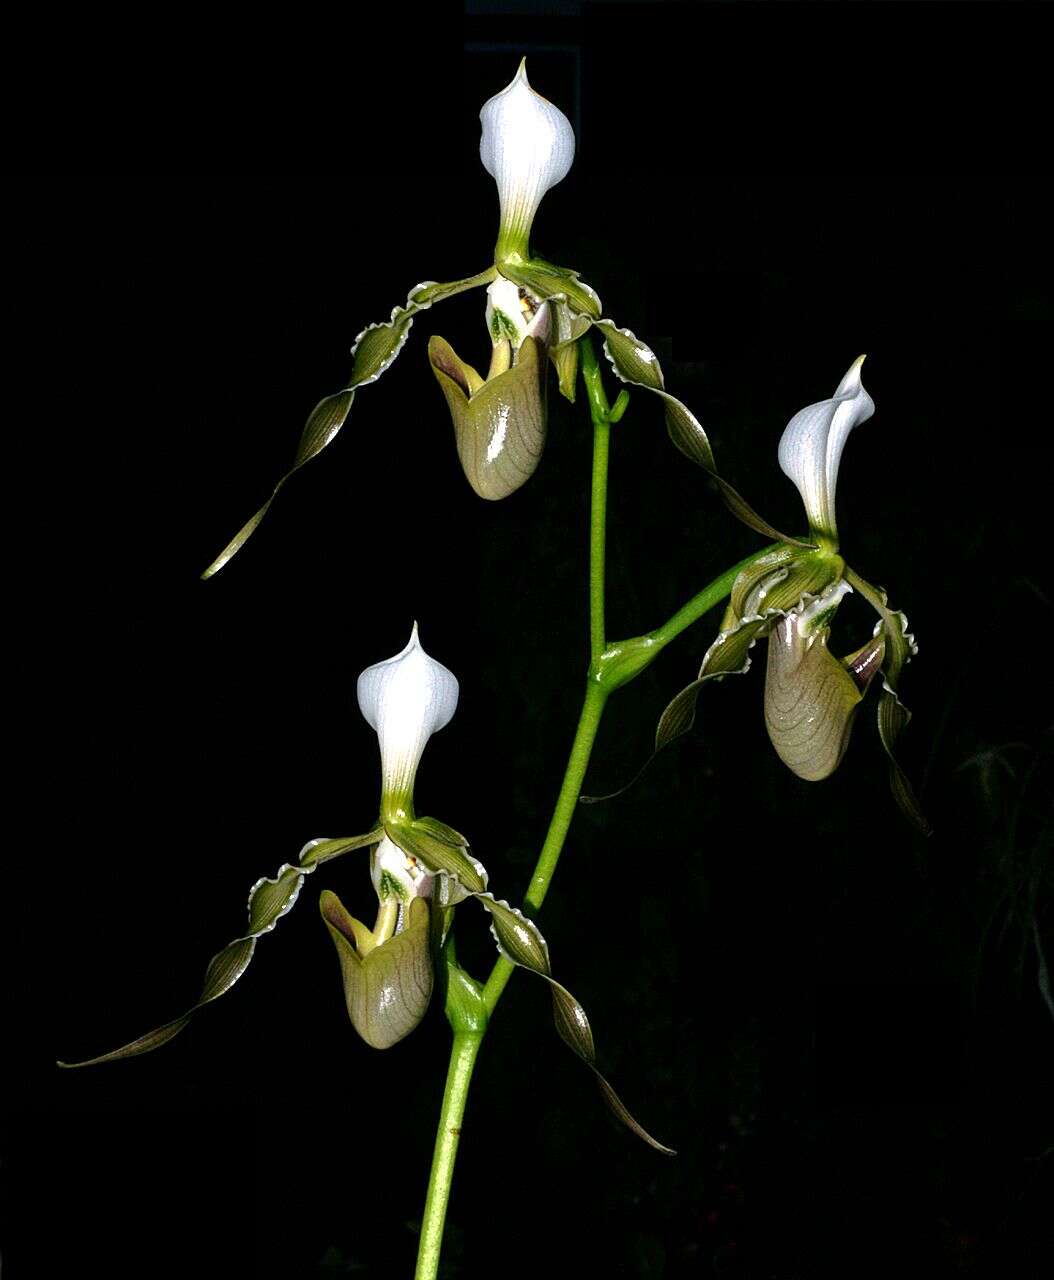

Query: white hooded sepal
[[777, 356, 875, 546], [480, 58, 575, 262], [357, 623, 459, 814]]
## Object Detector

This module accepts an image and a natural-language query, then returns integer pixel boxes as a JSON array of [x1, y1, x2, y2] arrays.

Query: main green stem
[[413, 1033, 483, 1280], [414, 334, 767, 1280]]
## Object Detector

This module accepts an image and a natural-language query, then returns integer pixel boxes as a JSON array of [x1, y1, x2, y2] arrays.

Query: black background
[[7, 3, 1051, 1278]]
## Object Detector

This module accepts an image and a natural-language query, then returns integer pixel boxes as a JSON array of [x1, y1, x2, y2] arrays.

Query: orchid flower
[[59, 620, 671, 1148], [317, 625, 465, 1048], [645, 358, 930, 831], [320, 626, 671, 1148], [202, 61, 799, 579], [55, 623, 476, 1065]]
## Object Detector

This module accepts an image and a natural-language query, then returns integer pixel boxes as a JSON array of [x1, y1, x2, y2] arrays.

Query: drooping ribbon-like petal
[[540, 311, 813, 548], [357, 623, 459, 815], [480, 58, 575, 262], [844, 567, 931, 833], [200, 269, 496, 578], [777, 355, 875, 546], [471, 894, 675, 1154], [56, 830, 382, 1068]]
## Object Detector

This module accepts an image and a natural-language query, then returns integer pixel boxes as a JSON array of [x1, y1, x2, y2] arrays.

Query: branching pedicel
[[60, 60, 928, 1280]]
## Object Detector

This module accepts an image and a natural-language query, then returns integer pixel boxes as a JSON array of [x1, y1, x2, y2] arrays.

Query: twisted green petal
[[57, 830, 382, 1067], [845, 567, 931, 833], [475, 895, 675, 1155], [201, 269, 496, 577]]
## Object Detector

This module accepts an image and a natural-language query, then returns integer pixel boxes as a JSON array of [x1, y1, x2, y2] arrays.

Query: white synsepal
[[777, 356, 875, 543], [357, 623, 459, 806]]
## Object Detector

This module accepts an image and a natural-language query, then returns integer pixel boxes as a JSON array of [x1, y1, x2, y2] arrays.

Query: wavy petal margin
[[497, 257, 602, 322], [542, 311, 812, 547], [385, 816, 489, 903], [514, 276, 811, 544], [57, 829, 382, 1068], [201, 268, 497, 578], [474, 894, 675, 1155], [844, 568, 931, 834]]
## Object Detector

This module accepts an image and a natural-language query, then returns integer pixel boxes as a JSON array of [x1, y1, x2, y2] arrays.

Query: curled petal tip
[[778, 358, 876, 544], [836, 354, 868, 397]]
